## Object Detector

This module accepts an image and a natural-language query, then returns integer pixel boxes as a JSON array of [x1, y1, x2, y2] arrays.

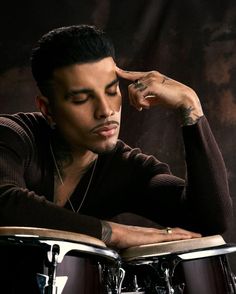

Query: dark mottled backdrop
[[1, 0, 236, 271]]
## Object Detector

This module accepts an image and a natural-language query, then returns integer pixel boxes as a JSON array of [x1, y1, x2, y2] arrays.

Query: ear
[[36, 96, 55, 126]]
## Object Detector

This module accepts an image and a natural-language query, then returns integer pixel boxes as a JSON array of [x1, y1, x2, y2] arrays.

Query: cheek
[[52, 108, 84, 133], [62, 112, 88, 130], [113, 95, 122, 113]]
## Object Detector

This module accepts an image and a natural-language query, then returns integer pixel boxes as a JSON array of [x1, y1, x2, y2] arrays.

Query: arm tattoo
[[180, 105, 201, 126], [101, 220, 112, 243]]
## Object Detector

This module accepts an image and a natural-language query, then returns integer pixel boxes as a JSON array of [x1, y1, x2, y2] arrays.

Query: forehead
[[52, 57, 117, 89]]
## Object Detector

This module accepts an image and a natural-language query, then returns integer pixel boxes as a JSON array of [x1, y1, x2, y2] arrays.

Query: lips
[[91, 122, 119, 138]]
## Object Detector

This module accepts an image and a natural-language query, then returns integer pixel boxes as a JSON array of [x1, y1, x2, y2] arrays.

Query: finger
[[130, 89, 144, 111], [141, 73, 170, 85], [165, 233, 194, 241], [162, 231, 201, 241], [116, 66, 148, 82], [132, 80, 148, 92], [128, 80, 154, 110], [136, 87, 159, 108], [128, 84, 148, 111], [173, 228, 202, 238]]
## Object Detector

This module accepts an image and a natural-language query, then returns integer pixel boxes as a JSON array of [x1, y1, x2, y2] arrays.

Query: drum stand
[[36, 239, 124, 294], [37, 244, 68, 294], [45, 244, 60, 294], [150, 257, 181, 294], [104, 262, 125, 293]]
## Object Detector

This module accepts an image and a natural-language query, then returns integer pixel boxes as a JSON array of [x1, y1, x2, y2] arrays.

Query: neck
[[50, 132, 97, 180], [50, 137, 98, 211], [72, 150, 98, 172]]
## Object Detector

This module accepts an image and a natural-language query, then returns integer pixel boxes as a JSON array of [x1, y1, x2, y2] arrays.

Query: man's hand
[[104, 221, 201, 249], [116, 67, 203, 126]]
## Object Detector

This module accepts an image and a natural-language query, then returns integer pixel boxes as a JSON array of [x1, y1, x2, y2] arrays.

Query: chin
[[90, 139, 118, 154]]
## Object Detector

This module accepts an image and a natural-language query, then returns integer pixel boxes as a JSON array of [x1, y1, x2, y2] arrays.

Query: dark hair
[[30, 24, 115, 97]]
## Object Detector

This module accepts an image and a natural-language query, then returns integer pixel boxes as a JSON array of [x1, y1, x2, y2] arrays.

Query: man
[[0, 25, 232, 249]]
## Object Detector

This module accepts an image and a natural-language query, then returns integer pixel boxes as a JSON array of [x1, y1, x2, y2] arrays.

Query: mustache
[[90, 121, 120, 132]]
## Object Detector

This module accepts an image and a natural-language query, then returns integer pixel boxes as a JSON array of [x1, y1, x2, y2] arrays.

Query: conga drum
[[0, 227, 123, 294], [120, 235, 236, 294]]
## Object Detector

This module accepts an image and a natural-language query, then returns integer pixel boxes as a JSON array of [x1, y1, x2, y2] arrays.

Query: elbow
[[202, 190, 233, 235], [203, 209, 233, 236]]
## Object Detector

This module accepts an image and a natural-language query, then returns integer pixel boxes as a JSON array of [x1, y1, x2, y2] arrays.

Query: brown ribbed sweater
[[0, 112, 232, 240]]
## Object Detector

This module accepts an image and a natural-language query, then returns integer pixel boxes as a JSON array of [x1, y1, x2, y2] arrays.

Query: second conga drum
[[120, 235, 236, 294], [0, 227, 123, 294]]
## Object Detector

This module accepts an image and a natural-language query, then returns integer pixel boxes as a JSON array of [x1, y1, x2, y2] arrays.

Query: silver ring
[[166, 227, 172, 234], [134, 79, 141, 85], [133, 79, 145, 89]]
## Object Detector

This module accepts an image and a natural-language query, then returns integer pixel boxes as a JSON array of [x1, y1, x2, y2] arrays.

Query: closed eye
[[72, 99, 88, 104], [67, 91, 95, 104], [107, 92, 118, 96], [106, 81, 119, 97]]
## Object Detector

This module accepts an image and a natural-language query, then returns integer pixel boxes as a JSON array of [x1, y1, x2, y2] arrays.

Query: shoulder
[[0, 112, 46, 129], [0, 112, 49, 152], [0, 112, 48, 134]]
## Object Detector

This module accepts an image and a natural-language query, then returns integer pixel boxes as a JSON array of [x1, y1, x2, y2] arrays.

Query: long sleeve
[[182, 116, 232, 234], [0, 114, 102, 239], [142, 116, 232, 235], [0, 113, 232, 238]]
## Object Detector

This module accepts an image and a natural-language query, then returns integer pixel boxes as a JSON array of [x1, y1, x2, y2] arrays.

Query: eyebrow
[[65, 77, 119, 100], [105, 77, 119, 89]]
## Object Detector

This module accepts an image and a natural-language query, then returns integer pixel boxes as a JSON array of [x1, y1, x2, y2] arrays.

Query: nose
[[94, 96, 115, 119]]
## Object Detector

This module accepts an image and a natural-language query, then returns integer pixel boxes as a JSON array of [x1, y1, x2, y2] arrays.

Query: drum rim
[[120, 235, 227, 261], [0, 226, 121, 263], [0, 226, 105, 246]]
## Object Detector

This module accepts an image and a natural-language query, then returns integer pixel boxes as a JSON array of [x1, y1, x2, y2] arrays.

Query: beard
[[89, 140, 118, 155]]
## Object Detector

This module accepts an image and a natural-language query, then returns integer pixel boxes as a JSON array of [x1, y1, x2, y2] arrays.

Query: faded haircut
[[30, 24, 115, 98]]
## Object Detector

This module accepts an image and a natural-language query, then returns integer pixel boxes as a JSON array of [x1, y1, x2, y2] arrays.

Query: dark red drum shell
[[120, 237, 236, 294], [0, 230, 119, 294]]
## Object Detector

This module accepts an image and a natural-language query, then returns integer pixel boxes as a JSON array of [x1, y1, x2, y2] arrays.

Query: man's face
[[49, 57, 121, 154]]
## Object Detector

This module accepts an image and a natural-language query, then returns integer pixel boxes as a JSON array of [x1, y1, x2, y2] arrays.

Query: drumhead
[[0, 226, 121, 264], [0, 226, 105, 247], [121, 235, 226, 261]]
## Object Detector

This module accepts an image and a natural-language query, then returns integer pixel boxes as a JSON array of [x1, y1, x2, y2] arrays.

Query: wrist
[[101, 220, 113, 244], [177, 90, 204, 126], [101, 220, 124, 248]]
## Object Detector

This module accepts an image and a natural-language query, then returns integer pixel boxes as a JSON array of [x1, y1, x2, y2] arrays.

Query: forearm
[[182, 116, 232, 234], [0, 184, 102, 239]]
